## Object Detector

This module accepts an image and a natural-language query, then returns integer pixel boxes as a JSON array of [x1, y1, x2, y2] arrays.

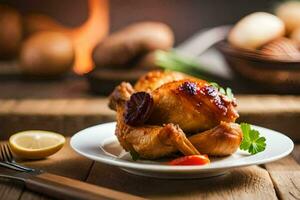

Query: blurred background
[[7, 0, 276, 44], [0, 0, 299, 141], [1, 0, 293, 98]]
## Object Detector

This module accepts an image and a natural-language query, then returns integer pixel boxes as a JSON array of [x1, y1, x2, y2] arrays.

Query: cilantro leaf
[[240, 123, 266, 155], [130, 150, 140, 161]]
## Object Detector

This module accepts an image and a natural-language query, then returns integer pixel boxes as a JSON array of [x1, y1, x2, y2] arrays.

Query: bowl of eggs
[[218, 1, 300, 93]]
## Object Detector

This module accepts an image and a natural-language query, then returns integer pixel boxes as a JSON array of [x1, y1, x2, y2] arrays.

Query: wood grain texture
[[1, 95, 300, 142], [17, 139, 94, 200], [263, 146, 300, 200], [1, 141, 299, 200], [86, 163, 277, 199], [293, 145, 300, 163], [237, 95, 300, 143], [237, 95, 300, 113], [0, 98, 114, 140], [25, 173, 145, 200], [0, 179, 24, 200]]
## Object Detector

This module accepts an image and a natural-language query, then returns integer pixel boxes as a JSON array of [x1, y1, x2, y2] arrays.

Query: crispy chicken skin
[[108, 70, 242, 159], [134, 70, 238, 132], [134, 70, 189, 92], [148, 79, 239, 133], [109, 82, 200, 159]]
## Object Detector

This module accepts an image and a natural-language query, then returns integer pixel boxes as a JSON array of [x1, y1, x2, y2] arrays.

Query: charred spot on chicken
[[124, 92, 154, 126], [179, 81, 199, 95]]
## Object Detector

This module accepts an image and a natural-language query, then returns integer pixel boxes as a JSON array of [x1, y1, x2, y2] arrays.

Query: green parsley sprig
[[240, 123, 266, 155]]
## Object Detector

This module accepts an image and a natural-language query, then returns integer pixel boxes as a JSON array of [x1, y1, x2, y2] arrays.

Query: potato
[[276, 1, 300, 34], [23, 14, 67, 37], [92, 22, 174, 69], [0, 5, 22, 59], [228, 12, 285, 50], [133, 51, 158, 70], [20, 31, 74, 76]]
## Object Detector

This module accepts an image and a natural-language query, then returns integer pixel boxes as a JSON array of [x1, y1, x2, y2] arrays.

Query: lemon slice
[[9, 130, 65, 159]]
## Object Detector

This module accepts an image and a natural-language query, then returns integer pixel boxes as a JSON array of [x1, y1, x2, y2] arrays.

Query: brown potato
[[0, 5, 22, 59], [19, 31, 74, 76], [23, 14, 67, 37], [92, 22, 174, 69], [133, 51, 160, 70]]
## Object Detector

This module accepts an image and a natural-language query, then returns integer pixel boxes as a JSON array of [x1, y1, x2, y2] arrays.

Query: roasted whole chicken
[[109, 70, 243, 159]]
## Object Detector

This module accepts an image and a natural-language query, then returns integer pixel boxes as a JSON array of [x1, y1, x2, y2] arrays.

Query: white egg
[[228, 12, 285, 50]]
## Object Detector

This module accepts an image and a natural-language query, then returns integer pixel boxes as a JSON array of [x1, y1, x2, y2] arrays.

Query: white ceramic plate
[[70, 122, 294, 179]]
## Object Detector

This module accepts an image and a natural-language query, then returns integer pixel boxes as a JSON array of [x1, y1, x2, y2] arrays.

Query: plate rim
[[70, 122, 294, 172]]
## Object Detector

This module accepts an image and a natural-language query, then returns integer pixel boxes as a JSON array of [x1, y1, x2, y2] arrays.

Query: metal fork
[[0, 143, 36, 173], [0, 143, 145, 200]]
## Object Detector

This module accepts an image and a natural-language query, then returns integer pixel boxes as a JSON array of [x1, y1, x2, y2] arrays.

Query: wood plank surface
[[19, 139, 94, 200], [293, 145, 300, 163], [86, 164, 277, 200], [0, 179, 23, 200], [0, 141, 299, 200], [263, 146, 300, 200], [0, 139, 94, 200], [1, 95, 300, 142]]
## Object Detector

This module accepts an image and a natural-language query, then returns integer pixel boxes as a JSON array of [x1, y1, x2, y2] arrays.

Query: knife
[[0, 166, 145, 200]]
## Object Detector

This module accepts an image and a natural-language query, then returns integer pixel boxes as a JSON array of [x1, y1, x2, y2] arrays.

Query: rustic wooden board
[[1, 95, 300, 142], [293, 145, 300, 163], [0, 180, 23, 200], [85, 145, 299, 200], [0, 98, 113, 140], [263, 148, 300, 200], [0, 139, 94, 200], [19, 139, 94, 200], [0, 141, 299, 200], [86, 164, 277, 200]]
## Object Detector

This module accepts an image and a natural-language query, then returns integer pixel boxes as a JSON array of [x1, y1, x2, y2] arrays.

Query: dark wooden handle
[[25, 172, 144, 200]]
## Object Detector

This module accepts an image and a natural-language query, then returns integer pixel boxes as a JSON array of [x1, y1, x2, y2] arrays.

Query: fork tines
[[0, 143, 13, 162], [0, 143, 37, 173]]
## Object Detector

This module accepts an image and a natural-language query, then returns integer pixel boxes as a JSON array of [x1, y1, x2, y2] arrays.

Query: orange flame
[[24, 0, 109, 75], [69, 0, 109, 74]]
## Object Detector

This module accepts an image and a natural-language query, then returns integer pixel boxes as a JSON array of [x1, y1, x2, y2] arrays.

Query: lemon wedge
[[9, 130, 65, 159]]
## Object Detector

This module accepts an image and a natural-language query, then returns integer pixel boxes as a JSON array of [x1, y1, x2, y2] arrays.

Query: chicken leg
[[189, 122, 243, 156]]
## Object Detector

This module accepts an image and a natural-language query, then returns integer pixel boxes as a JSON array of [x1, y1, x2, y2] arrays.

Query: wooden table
[[0, 139, 299, 200], [0, 94, 300, 199]]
